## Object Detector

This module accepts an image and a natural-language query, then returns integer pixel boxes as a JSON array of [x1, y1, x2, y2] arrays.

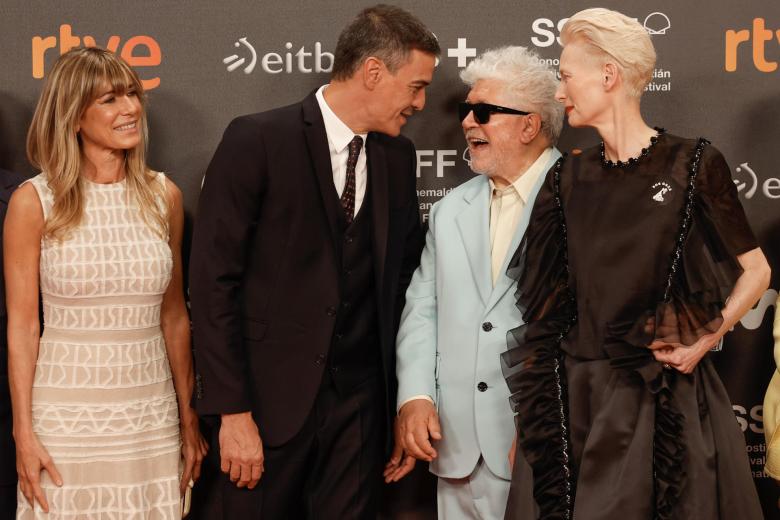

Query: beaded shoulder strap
[[551, 154, 576, 518], [662, 138, 710, 303], [552, 154, 577, 330]]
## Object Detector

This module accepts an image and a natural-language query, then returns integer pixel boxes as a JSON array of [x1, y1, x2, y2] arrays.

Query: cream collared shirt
[[489, 147, 552, 285], [315, 85, 368, 213]]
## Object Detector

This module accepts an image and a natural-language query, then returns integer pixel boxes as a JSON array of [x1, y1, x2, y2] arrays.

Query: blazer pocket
[[242, 319, 268, 341], [434, 352, 441, 412]]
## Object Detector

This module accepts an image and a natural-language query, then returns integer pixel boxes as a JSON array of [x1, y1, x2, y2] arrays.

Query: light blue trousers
[[437, 457, 510, 520]]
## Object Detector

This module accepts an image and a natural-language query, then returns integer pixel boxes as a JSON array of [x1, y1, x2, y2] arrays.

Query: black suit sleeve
[[0, 169, 24, 492], [190, 116, 267, 415], [394, 140, 424, 333]]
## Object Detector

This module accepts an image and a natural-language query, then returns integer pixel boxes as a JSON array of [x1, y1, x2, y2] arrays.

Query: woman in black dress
[[503, 8, 771, 519]]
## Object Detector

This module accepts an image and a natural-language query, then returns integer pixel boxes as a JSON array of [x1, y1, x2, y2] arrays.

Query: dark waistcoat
[[327, 188, 380, 394]]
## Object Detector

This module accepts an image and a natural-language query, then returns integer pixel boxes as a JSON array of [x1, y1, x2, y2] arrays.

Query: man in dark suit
[[0, 168, 25, 517], [189, 5, 439, 518]]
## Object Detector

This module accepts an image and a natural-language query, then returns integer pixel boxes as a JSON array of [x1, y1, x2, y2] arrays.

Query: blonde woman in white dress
[[6, 47, 207, 518]]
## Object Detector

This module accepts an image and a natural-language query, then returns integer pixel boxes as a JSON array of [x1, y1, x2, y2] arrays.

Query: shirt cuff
[[398, 394, 434, 413]]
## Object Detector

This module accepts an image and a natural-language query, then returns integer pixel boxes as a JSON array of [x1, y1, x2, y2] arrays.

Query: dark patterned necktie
[[341, 135, 363, 225]]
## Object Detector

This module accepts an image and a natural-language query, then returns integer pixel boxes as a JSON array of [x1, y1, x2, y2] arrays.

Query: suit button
[[330, 366, 339, 373], [315, 354, 326, 366], [344, 235, 354, 244], [334, 333, 343, 341], [477, 382, 488, 392], [344, 269, 352, 276], [342, 301, 350, 309], [482, 322, 493, 332], [326, 306, 337, 317]]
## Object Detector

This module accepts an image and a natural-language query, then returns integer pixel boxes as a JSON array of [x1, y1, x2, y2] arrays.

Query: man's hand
[[396, 399, 441, 462], [219, 412, 264, 489], [384, 417, 417, 483]]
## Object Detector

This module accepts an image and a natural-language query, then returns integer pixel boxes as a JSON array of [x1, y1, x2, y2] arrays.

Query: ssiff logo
[[447, 38, 476, 68], [416, 149, 458, 178], [643, 13, 671, 35], [725, 18, 780, 72], [531, 12, 669, 47], [32, 24, 162, 90]]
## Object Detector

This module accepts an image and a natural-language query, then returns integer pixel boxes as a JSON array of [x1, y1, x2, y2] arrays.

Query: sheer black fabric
[[502, 133, 763, 519]]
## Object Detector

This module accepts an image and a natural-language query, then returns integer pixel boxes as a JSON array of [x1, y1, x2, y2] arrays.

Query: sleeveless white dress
[[17, 173, 181, 519]]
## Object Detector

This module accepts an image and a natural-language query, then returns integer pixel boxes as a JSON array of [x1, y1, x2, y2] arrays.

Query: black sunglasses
[[458, 102, 531, 124]]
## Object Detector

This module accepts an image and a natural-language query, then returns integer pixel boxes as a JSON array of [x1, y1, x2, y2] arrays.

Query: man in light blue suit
[[384, 47, 564, 519]]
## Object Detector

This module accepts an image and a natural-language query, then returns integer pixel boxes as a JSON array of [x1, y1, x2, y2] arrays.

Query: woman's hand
[[649, 333, 720, 374], [180, 410, 208, 495], [16, 432, 63, 513]]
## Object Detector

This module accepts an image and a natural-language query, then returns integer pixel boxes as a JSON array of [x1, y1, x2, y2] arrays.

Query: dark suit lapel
[[367, 133, 389, 304], [0, 169, 22, 205], [301, 93, 340, 245], [0, 184, 15, 205], [0, 169, 23, 320]]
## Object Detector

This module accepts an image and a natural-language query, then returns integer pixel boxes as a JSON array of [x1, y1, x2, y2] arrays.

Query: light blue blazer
[[396, 148, 561, 480]]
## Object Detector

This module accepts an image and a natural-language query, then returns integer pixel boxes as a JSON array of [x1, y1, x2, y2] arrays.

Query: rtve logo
[[725, 18, 780, 72], [32, 24, 162, 90]]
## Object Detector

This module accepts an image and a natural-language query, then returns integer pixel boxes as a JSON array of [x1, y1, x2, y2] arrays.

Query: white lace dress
[[17, 173, 181, 519]]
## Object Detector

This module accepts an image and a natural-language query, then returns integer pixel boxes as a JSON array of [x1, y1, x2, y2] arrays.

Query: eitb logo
[[223, 37, 334, 74]]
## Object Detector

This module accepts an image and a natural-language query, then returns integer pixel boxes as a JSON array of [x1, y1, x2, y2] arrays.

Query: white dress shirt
[[315, 85, 368, 214]]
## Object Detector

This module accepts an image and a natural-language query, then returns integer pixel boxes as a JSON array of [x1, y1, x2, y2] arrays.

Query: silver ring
[[663, 363, 671, 369]]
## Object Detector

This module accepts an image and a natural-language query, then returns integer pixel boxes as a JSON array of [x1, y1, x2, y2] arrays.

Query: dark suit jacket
[[0, 168, 25, 488], [189, 92, 423, 447]]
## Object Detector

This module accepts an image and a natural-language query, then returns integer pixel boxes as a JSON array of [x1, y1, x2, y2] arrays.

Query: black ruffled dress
[[502, 132, 764, 519]]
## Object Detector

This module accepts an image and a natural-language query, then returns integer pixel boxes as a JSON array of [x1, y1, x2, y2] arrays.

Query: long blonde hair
[[27, 47, 168, 240]]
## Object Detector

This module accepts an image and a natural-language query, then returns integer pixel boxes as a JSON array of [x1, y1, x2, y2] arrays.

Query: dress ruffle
[[502, 156, 577, 519], [502, 138, 744, 519]]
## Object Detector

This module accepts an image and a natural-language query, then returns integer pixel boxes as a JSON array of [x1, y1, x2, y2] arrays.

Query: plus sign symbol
[[447, 38, 477, 68]]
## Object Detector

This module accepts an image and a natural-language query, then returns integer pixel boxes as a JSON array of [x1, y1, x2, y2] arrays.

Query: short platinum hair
[[460, 46, 563, 144], [562, 8, 656, 98]]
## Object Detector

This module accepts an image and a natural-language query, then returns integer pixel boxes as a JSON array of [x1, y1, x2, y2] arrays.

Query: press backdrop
[[1, 1, 778, 517]]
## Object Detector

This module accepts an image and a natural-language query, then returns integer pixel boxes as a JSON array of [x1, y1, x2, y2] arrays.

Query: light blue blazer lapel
[[484, 148, 561, 314], [455, 177, 492, 306]]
